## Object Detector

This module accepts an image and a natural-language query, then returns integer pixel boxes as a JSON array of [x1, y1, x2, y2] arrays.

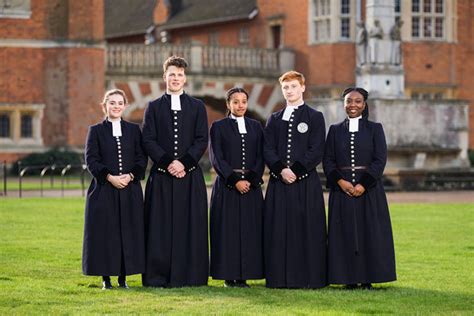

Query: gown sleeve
[[179, 101, 209, 172], [323, 125, 343, 189], [85, 126, 111, 184], [263, 114, 285, 178], [245, 122, 265, 188], [131, 124, 148, 181], [209, 122, 241, 188], [141, 101, 173, 169], [359, 123, 387, 189], [291, 111, 326, 179]]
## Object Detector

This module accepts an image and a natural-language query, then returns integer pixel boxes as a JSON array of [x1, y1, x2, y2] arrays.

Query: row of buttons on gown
[[241, 133, 246, 179], [173, 110, 179, 158], [350, 132, 356, 183], [286, 113, 293, 166], [116, 136, 122, 175]]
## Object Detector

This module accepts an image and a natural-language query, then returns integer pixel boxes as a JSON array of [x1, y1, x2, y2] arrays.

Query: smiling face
[[227, 92, 248, 117], [164, 65, 186, 94], [344, 90, 366, 118], [105, 93, 126, 120], [281, 79, 305, 105]]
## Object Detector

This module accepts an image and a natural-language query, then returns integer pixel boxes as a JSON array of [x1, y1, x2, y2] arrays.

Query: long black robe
[[209, 117, 265, 280], [141, 93, 209, 287], [323, 118, 396, 284], [263, 104, 327, 288], [82, 119, 147, 276]]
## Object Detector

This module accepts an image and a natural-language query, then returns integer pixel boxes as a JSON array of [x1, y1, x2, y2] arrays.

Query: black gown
[[82, 119, 147, 276], [141, 93, 209, 287], [263, 104, 327, 288], [209, 117, 265, 281], [323, 117, 396, 284]]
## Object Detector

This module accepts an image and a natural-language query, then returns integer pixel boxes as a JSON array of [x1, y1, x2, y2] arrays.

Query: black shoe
[[224, 280, 237, 288], [118, 276, 129, 289], [235, 280, 250, 288], [361, 283, 373, 290], [344, 284, 358, 290], [102, 280, 113, 290]]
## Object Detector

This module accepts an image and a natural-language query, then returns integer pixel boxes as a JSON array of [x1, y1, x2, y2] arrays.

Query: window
[[411, 0, 444, 39], [239, 27, 250, 46], [313, 0, 331, 42], [21, 114, 32, 138], [340, 0, 351, 39], [394, 0, 401, 22], [0, 0, 31, 18], [0, 114, 10, 137], [209, 32, 219, 46]]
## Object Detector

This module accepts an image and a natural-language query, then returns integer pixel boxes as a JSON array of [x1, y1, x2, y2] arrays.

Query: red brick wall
[[0, 0, 105, 153]]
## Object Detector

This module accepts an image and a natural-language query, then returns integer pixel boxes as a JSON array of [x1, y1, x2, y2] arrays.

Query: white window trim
[[0, 104, 44, 147], [308, 0, 357, 44], [402, 0, 456, 42], [0, 0, 31, 19]]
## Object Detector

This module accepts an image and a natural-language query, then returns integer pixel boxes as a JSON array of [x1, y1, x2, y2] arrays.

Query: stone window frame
[[401, 0, 457, 42], [0, 104, 44, 147], [308, 0, 356, 44], [308, 0, 456, 44], [0, 0, 31, 19]]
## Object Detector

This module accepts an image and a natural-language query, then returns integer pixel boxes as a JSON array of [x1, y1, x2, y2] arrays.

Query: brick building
[[149, 0, 474, 150], [1, 0, 473, 166], [0, 0, 105, 163]]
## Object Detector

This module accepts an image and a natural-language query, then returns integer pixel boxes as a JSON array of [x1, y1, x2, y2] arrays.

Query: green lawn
[[0, 198, 473, 314]]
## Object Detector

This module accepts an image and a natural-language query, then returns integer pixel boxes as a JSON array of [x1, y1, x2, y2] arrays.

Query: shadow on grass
[[71, 282, 472, 314]]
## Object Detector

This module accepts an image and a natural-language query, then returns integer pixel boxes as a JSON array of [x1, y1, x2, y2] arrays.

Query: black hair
[[342, 87, 369, 118], [225, 87, 249, 116], [342, 87, 369, 101]]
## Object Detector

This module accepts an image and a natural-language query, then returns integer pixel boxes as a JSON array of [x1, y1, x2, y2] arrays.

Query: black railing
[[3, 161, 90, 198]]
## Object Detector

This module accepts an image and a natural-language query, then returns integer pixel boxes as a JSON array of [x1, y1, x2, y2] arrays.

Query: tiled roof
[[105, 0, 157, 38], [160, 0, 258, 30]]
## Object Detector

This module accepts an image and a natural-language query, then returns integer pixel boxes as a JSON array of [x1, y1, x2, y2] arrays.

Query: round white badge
[[297, 122, 308, 133]]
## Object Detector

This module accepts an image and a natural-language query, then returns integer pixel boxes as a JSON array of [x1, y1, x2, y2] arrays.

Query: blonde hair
[[279, 70, 305, 86], [101, 89, 128, 114]]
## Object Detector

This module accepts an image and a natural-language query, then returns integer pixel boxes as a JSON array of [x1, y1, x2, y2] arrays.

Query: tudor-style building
[[141, 0, 473, 149]]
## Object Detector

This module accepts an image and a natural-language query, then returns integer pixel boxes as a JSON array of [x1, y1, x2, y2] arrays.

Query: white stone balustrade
[[107, 43, 295, 77]]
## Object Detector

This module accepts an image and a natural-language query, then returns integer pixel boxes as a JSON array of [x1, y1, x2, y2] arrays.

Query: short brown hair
[[163, 55, 188, 72], [279, 70, 305, 86], [101, 89, 128, 114]]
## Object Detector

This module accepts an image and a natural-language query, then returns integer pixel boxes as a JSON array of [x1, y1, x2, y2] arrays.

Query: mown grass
[[0, 198, 473, 314]]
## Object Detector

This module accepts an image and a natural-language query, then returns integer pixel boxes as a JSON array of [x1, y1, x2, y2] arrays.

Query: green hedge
[[13, 148, 83, 175]]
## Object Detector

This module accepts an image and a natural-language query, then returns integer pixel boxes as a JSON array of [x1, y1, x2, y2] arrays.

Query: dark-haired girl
[[209, 87, 265, 288], [323, 87, 396, 289], [83, 89, 147, 290]]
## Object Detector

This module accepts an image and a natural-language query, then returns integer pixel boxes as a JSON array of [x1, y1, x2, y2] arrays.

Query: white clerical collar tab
[[230, 114, 247, 134], [282, 103, 302, 121], [110, 119, 122, 137], [348, 116, 362, 132], [171, 93, 182, 111]]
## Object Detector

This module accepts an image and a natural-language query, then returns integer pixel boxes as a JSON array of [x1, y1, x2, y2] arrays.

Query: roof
[[105, 0, 157, 39], [159, 0, 258, 30]]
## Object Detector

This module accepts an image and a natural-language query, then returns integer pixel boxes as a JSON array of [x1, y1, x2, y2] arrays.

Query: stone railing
[[106, 43, 294, 77]]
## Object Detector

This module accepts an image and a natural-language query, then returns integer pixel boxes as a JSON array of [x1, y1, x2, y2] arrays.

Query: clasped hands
[[167, 160, 186, 178], [235, 180, 251, 194], [281, 168, 297, 184], [337, 179, 365, 197], [107, 174, 132, 189]]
